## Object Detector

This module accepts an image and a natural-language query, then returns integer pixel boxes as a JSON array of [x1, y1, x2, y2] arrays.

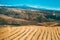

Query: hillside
[[0, 7, 60, 40], [0, 14, 41, 26], [0, 7, 60, 26]]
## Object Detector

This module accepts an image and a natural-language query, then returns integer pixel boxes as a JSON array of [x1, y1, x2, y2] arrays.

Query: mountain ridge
[[0, 5, 60, 12]]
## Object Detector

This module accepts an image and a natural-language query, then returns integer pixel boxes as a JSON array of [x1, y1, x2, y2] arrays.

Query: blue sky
[[0, 0, 60, 10]]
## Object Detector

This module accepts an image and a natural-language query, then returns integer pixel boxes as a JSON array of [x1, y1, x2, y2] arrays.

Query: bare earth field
[[0, 26, 60, 40]]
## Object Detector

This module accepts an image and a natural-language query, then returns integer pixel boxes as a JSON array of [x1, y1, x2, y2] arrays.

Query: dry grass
[[0, 25, 60, 40], [0, 14, 40, 25]]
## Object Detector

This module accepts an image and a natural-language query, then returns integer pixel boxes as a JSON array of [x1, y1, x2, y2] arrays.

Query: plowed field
[[0, 26, 60, 40]]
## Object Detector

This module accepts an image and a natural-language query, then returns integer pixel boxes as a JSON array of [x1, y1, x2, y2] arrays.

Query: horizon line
[[0, 4, 60, 11]]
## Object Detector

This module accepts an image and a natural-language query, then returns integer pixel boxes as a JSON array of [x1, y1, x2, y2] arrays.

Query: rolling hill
[[0, 7, 60, 26]]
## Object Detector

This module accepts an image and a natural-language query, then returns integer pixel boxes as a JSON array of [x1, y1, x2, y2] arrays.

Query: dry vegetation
[[0, 14, 40, 26], [0, 14, 60, 26], [0, 7, 60, 40], [0, 26, 60, 40]]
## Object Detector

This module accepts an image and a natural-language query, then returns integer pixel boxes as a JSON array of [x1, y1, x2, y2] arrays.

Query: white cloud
[[0, 4, 4, 6], [26, 5, 60, 10], [45, 7, 60, 10], [0, 4, 13, 6]]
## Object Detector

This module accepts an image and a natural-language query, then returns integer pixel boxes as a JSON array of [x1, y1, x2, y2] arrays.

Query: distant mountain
[[0, 5, 60, 12], [0, 5, 44, 11]]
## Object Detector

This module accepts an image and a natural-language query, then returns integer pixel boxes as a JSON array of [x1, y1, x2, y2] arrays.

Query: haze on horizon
[[0, 0, 60, 10]]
